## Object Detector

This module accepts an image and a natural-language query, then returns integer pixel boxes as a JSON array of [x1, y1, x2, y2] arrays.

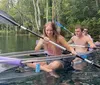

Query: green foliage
[[59, 0, 100, 41], [0, 0, 100, 41]]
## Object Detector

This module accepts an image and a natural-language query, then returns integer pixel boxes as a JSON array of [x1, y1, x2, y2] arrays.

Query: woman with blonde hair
[[27, 21, 77, 78]]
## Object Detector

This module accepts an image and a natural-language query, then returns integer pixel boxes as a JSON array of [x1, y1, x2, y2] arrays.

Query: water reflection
[[0, 34, 100, 85], [0, 34, 37, 53]]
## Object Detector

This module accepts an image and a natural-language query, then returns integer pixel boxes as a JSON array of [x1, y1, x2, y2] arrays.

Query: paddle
[[0, 10, 100, 68], [0, 10, 66, 51], [0, 56, 22, 65], [0, 54, 74, 65], [76, 55, 100, 68], [55, 21, 100, 49], [55, 21, 73, 35], [70, 44, 100, 49]]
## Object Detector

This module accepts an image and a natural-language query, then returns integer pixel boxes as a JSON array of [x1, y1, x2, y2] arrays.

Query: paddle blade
[[0, 56, 22, 65], [55, 21, 73, 35], [0, 10, 14, 25], [55, 21, 63, 28], [0, 10, 20, 26]]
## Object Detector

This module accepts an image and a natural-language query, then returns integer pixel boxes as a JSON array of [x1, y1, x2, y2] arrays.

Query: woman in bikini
[[27, 21, 77, 78]]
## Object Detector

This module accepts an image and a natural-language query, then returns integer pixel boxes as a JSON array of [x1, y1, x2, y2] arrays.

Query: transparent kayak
[[0, 49, 100, 84]]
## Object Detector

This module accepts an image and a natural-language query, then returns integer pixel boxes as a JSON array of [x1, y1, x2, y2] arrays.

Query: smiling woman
[[27, 21, 77, 78]]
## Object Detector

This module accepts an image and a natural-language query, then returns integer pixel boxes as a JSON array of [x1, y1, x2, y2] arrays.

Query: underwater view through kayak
[[0, 34, 100, 85]]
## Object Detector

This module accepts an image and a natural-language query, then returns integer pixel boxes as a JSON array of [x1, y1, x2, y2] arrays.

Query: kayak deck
[[0, 55, 75, 83], [0, 49, 99, 84], [0, 66, 44, 83]]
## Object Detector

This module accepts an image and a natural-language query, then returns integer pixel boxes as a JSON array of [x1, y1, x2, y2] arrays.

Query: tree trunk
[[95, 0, 99, 10], [32, 0, 39, 31], [46, 0, 49, 22], [36, 0, 41, 31]]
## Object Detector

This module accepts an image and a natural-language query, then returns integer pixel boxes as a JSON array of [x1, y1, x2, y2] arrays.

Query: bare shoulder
[[58, 35, 65, 40], [84, 35, 90, 40], [71, 35, 77, 40], [57, 35, 67, 45]]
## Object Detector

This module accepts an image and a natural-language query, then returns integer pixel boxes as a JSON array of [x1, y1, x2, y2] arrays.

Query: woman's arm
[[35, 38, 44, 52]]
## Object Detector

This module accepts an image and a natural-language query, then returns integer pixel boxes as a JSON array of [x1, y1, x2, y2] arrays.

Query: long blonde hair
[[43, 21, 59, 41]]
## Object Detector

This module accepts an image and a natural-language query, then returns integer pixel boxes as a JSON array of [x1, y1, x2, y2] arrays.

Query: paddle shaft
[[76, 55, 100, 68], [0, 54, 74, 64], [0, 14, 66, 50], [0, 11, 100, 68], [70, 44, 100, 49], [63, 27, 73, 34], [55, 21, 73, 34]]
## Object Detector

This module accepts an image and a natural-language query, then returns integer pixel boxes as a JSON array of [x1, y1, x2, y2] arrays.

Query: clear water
[[0, 34, 100, 85]]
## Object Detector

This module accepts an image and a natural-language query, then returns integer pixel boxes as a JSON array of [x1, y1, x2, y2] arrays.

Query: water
[[0, 33, 37, 53], [0, 34, 100, 85]]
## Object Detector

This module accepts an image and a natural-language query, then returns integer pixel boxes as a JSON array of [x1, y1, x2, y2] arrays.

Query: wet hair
[[43, 21, 59, 40], [75, 25, 84, 32]]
